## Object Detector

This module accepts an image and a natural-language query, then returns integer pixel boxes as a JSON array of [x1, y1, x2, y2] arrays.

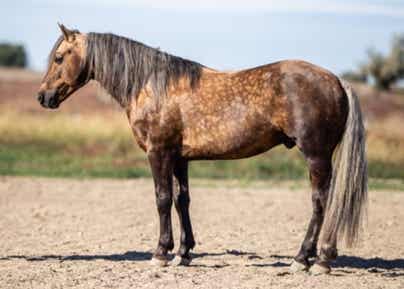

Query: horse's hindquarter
[[275, 61, 349, 156], [177, 66, 288, 160]]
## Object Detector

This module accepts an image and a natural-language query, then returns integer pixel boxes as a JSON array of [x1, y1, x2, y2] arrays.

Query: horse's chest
[[127, 104, 182, 152], [129, 114, 150, 152]]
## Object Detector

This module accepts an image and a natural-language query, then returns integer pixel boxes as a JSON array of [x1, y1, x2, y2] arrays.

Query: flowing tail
[[321, 79, 368, 247]]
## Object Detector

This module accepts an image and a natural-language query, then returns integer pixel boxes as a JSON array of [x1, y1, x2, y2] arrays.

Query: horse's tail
[[321, 79, 368, 247]]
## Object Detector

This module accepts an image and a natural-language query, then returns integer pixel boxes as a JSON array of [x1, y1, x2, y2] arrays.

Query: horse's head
[[37, 24, 88, 109]]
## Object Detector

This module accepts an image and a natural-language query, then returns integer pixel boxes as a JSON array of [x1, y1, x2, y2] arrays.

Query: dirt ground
[[0, 177, 403, 289]]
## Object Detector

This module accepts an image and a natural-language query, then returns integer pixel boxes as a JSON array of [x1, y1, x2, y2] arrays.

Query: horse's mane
[[85, 33, 203, 106]]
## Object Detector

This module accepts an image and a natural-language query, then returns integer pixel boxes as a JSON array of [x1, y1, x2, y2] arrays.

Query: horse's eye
[[55, 55, 63, 64]]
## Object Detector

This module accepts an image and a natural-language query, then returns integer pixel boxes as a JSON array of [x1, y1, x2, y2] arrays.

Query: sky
[[1, 0, 403, 74]]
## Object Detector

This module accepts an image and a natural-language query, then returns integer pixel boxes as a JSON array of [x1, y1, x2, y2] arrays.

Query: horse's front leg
[[148, 149, 175, 266]]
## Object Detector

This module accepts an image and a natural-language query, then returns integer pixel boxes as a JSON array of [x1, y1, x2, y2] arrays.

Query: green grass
[[0, 112, 309, 180], [367, 160, 404, 179], [368, 178, 404, 191], [0, 142, 149, 179], [0, 141, 307, 180], [1, 111, 404, 190], [189, 147, 307, 180]]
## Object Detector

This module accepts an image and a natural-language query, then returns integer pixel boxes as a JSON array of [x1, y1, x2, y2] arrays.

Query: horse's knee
[[174, 192, 190, 207], [156, 193, 172, 212]]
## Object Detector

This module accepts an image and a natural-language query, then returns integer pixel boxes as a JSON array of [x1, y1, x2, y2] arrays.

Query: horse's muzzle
[[37, 89, 59, 109]]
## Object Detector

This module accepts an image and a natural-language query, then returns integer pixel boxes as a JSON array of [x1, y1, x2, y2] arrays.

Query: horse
[[37, 24, 367, 274]]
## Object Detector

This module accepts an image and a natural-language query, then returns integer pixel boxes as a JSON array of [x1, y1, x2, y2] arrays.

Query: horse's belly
[[181, 122, 282, 160], [178, 86, 285, 160]]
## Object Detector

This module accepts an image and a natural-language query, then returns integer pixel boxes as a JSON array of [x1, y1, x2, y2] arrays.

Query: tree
[[0, 43, 27, 68], [390, 35, 404, 76], [341, 68, 367, 83], [365, 49, 397, 90], [343, 34, 404, 90]]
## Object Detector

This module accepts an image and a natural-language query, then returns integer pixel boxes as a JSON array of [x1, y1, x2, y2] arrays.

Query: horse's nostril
[[37, 93, 45, 104]]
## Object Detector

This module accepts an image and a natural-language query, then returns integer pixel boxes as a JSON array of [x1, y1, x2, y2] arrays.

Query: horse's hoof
[[289, 260, 309, 272], [171, 255, 192, 266], [309, 263, 331, 275], [150, 256, 169, 267]]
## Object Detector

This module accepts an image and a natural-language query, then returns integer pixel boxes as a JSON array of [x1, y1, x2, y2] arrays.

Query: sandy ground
[[0, 177, 403, 289]]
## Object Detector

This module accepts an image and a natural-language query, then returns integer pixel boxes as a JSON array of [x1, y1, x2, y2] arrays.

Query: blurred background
[[0, 0, 404, 187]]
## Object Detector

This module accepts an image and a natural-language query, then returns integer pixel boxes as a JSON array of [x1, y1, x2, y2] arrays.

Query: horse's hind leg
[[290, 156, 332, 272], [171, 159, 195, 266], [310, 232, 338, 275]]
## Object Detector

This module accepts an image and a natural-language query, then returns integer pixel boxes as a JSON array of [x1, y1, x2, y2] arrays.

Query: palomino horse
[[37, 24, 367, 274]]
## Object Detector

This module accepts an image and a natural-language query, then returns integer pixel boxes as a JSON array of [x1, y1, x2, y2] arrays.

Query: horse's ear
[[58, 23, 75, 42]]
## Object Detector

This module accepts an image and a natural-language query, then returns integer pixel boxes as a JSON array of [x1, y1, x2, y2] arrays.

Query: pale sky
[[1, 0, 403, 73]]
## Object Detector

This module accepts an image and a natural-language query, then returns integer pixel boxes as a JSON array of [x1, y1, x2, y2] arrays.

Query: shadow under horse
[[3, 251, 403, 277], [36, 24, 368, 274]]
